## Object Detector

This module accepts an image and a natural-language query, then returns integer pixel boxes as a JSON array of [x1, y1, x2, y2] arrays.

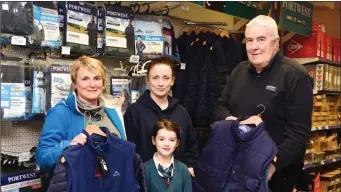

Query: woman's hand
[[69, 133, 87, 146]]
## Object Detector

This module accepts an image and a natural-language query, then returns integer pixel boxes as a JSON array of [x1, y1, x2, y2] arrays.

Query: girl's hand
[[188, 167, 195, 177]]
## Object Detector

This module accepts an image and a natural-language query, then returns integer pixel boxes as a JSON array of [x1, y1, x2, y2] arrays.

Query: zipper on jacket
[[222, 142, 242, 192]]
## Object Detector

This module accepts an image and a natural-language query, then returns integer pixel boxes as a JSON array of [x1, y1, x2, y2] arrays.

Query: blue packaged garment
[[29, 3, 60, 48], [32, 70, 46, 114], [103, 5, 135, 56], [64, 2, 97, 54], [134, 15, 163, 58]]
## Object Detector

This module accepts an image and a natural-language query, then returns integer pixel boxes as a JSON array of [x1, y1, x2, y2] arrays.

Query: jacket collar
[[231, 117, 265, 142]]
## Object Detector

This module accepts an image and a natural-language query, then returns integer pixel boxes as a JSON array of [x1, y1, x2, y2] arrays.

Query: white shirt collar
[[153, 153, 174, 177]]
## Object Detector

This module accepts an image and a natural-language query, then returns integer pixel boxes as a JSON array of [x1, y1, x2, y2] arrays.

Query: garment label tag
[[180, 63, 186, 70], [11, 36, 26, 46], [61, 46, 71, 55], [2, 3, 9, 10], [19, 152, 31, 162], [130, 55, 140, 63], [38, 25, 43, 30]]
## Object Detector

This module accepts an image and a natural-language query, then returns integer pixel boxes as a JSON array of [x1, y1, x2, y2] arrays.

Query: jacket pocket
[[244, 177, 260, 191]]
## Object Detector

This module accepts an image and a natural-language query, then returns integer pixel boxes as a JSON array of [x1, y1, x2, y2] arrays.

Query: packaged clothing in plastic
[[24, 67, 33, 119], [103, 5, 135, 56], [162, 19, 180, 61], [64, 2, 97, 54], [0, 2, 34, 35], [58, 2, 66, 45], [28, 2, 60, 48], [97, 6, 104, 53], [110, 77, 130, 114], [0, 83, 26, 120], [134, 15, 163, 58], [32, 70, 47, 114], [49, 64, 72, 108]]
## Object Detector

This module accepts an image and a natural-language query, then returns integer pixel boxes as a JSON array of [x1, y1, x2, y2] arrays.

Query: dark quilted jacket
[[47, 153, 148, 192], [192, 117, 278, 192]]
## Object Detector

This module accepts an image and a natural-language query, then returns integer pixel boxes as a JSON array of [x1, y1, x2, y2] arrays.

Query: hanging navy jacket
[[192, 118, 278, 192], [62, 127, 140, 192]]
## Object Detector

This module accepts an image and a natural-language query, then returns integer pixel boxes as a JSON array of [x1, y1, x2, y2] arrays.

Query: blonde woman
[[36, 56, 126, 172]]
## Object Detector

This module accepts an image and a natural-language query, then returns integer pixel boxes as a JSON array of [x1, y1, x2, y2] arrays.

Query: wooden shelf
[[292, 57, 341, 67]]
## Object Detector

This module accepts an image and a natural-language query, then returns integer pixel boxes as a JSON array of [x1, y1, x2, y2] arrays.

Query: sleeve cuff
[[60, 140, 71, 150]]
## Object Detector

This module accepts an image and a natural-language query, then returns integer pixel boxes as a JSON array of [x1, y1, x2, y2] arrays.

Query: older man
[[212, 15, 313, 191]]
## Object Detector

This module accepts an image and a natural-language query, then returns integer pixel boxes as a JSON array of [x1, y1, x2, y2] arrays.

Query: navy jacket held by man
[[192, 118, 278, 192]]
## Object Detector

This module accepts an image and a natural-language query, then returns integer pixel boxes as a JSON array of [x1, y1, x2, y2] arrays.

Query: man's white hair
[[246, 15, 279, 40]]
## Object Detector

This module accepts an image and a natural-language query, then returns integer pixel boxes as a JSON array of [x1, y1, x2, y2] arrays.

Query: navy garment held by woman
[[60, 127, 140, 192], [192, 117, 277, 192]]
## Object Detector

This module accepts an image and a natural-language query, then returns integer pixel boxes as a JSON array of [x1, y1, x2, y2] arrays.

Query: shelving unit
[[311, 125, 341, 131], [304, 157, 341, 170], [292, 57, 341, 66]]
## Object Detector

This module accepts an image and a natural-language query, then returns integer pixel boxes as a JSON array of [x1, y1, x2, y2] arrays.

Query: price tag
[[19, 152, 31, 162], [2, 3, 9, 10], [11, 36, 26, 46], [332, 158, 336, 162], [38, 24, 43, 30], [61, 46, 71, 55], [129, 55, 140, 63], [180, 63, 186, 70], [321, 161, 325, 165]]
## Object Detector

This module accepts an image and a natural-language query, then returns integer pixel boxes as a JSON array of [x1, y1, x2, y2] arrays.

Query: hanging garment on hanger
[[0, 2, 34, 35], [103, 5, 135, 56], [192, 118, 277, 192], [60, 127, 140, 192], [64, 2, 97, 54]]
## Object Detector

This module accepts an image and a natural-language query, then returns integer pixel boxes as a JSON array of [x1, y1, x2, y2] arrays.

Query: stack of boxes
[[312, 94, 341, 127], [305, 132, 340, 165], [305, 64, 341, 93], [285, 21, 340, 63], [320, 170, 341, 192]]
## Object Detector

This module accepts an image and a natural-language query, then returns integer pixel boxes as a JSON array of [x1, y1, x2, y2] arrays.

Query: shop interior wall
[[313, 6, 340, 38]]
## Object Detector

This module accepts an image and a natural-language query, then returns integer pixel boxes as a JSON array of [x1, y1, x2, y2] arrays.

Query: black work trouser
[[269, 163, 303, 192]]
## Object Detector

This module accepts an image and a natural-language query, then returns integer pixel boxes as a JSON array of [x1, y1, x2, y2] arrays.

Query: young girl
[[144, 119, 192, 192]]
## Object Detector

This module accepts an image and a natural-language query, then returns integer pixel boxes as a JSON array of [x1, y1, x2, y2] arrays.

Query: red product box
[[332, 39, 340, 62], [324, 35, 332, 60], [286, 31, 324, 58]]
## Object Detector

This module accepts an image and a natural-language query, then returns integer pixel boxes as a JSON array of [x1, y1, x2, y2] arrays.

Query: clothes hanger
[[238, 104, 265, 126]]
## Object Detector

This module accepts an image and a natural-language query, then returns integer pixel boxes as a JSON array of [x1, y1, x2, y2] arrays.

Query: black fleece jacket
[[212, 52, 313, 173], [124, 90, 199, 167]]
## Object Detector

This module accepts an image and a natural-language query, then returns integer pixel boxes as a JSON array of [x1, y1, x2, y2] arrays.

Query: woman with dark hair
[[124, 57, 198, 177]]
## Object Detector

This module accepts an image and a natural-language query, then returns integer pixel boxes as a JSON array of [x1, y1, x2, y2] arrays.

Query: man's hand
[[267, 163, 276, 181], [240, 115, 263, 126], [188, 167, 195, 177], [225, 116, 238, 120]]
